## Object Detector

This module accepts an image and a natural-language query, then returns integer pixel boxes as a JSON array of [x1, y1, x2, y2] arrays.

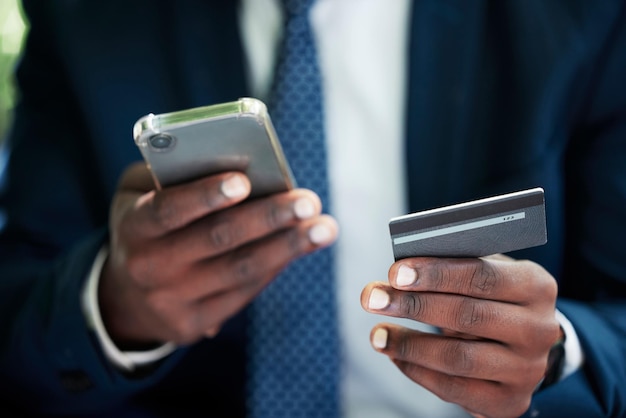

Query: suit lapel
[[404, 0, 489, 212]]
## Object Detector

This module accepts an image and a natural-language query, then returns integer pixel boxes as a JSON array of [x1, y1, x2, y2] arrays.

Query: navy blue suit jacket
[[1, 1, 625, 416]]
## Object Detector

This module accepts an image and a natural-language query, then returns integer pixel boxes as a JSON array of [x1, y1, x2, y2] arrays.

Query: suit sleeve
[[523, 4, 626, 417], [0, 1, 182, 415]]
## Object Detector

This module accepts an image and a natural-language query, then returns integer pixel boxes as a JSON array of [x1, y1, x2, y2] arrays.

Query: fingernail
[[372, 328, 388, 349], [396, 265, 417, 287], [368, 288, 390, 310], [308, 223, 333, 245], [221, 175, 248, 199], [294, 197, 316, 219]]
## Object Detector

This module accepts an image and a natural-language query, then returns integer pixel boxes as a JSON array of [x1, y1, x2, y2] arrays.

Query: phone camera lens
[[149, 134, 174, 150]]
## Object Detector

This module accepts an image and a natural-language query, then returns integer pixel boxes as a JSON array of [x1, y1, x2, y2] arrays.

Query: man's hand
[[361, 255, 560, 418], [100, 162, 338, 347]]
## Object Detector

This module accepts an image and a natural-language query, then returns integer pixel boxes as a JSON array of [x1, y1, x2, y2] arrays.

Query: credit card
[[389, 187, 547, 260]]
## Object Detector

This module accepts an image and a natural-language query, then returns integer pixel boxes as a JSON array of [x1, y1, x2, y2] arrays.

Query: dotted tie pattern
[[247, 0, 340, 417]]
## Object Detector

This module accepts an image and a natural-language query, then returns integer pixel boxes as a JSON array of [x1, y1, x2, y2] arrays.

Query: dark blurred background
[[0, 0, 26, 144]]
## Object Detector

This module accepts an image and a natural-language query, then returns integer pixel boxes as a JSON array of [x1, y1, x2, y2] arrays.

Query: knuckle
[[150, 193, 180, 230], [521, 259, 557, 299], [125, 250, 156, 288], [198, 178, 223, 208], [288, 227, 305, 255], [400, 293, 424, 319], [455, 298, 490, 330], [438, 376, 468, 404], [527, 356, 549, 382], [395, 330, 417, 360], [468, 261, 498, 295], [145, 292, 197, 344], [447, 341, 477, 375], [263, 200, 288, 230], [280, 227, 307, 260], [207, 220, 239, 249], [428, 259, 449, 289], [145, 291, 174, 324], [230, 248, 258, 283], [536, 318, 561, 351], [545, 277, 558, 301], [537, 272, 558, 301], [169, 313, 200, 345], [516, 312, 560, 353]]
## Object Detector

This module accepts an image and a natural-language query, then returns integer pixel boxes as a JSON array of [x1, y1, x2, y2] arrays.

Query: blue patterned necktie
[[247, 0, 340, 417]]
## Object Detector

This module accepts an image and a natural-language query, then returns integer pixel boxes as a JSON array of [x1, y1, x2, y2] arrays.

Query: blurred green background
[[0, 0, 27, 144]]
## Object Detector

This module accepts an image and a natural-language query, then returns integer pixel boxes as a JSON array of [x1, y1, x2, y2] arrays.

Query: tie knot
[[283, 0, 315, 16]]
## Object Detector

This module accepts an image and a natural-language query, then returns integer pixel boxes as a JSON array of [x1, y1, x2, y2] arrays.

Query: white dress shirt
[[82, 0, 583, 416], [249, 0, 463, 416]]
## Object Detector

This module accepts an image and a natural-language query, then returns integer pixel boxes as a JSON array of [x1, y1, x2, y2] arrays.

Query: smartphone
[[133, 97, 296, 198]]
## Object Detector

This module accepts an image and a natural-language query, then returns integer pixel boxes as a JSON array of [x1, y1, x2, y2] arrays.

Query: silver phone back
[[133, 98, 296, 198]]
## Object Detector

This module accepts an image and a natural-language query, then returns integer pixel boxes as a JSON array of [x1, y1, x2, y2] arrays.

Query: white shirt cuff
[[555, 308, 584, 381], [81, 246, 176, 372]]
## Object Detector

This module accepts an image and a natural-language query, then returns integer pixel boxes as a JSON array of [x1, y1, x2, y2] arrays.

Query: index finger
[[125, 170, 251, 237], [388, 257, 551, 304]]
